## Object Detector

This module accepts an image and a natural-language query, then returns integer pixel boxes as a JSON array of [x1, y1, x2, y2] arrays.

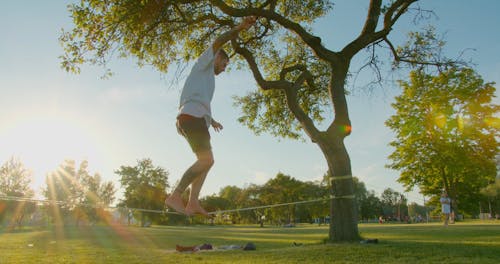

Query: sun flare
[[0, 116, 101, 182]]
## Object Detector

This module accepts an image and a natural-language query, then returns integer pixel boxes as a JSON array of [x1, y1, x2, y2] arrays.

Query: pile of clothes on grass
[[175, 242, 256, 252]]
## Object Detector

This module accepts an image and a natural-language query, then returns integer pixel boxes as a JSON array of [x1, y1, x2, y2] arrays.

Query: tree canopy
[[44, 159, 116, 225], [386, 67, 499, 214], [0, 157, 35, 229], [115, 158, 169, 226], [0, 157, 33, 198]]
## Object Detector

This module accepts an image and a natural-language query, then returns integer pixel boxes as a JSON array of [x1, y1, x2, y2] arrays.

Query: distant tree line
[[0, 158, 117, 229], [2, 156, 499, 230]]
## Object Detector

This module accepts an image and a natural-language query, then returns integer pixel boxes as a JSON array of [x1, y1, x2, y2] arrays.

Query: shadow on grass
[[23, 224, 327, 253], [0, 226, 47, 234]]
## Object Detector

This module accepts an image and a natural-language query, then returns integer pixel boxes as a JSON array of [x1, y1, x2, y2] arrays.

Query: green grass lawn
[[1, 221, 499, 263]]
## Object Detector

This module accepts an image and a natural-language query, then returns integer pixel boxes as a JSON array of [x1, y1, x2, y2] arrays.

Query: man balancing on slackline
[[165, 16, 257, 217]]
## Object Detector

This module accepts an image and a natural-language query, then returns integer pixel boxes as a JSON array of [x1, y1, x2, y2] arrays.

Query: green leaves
[[41, 159, 117, 225], [276, 0, 332, 23], [234, 89, 302, 139], [61, 0, 208, 74], [232, 31, 330, 140], [115, 158, 169, 211], [387, 67, 499, 214], [0, 157, 33, 197]]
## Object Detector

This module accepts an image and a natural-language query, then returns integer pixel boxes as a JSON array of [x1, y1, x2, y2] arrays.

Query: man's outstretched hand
[[212, 16, 257, 53]]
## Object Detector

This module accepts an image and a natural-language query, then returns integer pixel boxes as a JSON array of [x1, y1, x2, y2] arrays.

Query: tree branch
[[361, 0, 382, 36], [231, 40, 290, 90], [342, 0, 416, 59], [384, 37, 463, 69], [384, 0, 415, 29], [279, 65, 306, 80], [231, 39, 322, 141], [258, 0, 278, 10], [211, 0, 339, 63], [283, 85, 322, 143]]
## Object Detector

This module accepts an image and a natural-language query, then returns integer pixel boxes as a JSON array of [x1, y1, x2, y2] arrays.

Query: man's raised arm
[[212, 16, 257, 53]]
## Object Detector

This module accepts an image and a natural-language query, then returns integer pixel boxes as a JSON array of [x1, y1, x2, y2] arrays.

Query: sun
[[0, 115, 101, 186]]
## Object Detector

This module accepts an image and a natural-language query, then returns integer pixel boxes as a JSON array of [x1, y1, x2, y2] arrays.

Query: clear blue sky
[[1, 1, 498, 205]]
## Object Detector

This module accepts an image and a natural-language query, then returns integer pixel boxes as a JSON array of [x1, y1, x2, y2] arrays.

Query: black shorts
[[176, 114, 211, 153]]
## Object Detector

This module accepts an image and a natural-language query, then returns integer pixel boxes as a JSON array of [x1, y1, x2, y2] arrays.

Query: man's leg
[[166, 115, 213, 215], [165, 150, 213, 214], [185, 150, 214, 216]]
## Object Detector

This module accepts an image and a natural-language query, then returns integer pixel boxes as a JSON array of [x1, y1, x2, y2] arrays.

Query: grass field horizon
[[1, 220, 499, 263]]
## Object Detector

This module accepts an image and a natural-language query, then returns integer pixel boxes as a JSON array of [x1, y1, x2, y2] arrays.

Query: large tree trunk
[[321, 66, 359, 241], [319, 138, 359, 241]]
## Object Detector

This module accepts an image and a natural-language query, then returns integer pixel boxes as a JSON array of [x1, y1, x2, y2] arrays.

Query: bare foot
[[165, 192, 186, 215], [185, 201, 209, 217]]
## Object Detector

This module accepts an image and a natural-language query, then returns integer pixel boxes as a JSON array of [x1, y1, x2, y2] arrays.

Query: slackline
[[0, 195, 336, 216]]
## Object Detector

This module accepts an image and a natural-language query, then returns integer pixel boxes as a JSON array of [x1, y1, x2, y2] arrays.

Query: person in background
[[440, 192, 451, 226]]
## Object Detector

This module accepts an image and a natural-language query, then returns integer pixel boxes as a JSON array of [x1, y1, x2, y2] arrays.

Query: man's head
[[214, 49, 229, 75]]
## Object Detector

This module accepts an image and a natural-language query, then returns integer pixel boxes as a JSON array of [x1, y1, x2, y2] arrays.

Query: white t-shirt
[[440, 197, 451, 214], [178, 47, 215, 127]]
